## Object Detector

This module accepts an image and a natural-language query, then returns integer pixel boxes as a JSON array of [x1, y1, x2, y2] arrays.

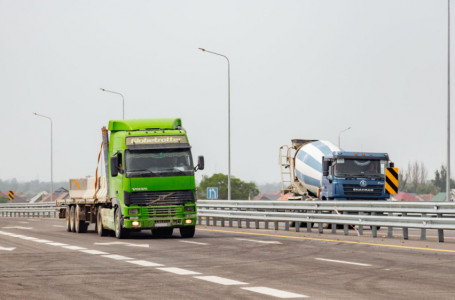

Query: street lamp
[[338, 126, 351, 148], [199, 48, 232, 200], [100, 88, 125, 119], [33, 113, 53, 203]]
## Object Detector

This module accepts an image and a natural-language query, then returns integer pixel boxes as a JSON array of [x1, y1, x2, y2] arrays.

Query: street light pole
[[100, 88, 125, 119], [448, 0, 452, 201], [33, 113, 53, 203], [199, 48, 231, 200], [338, 127, 351, 148]]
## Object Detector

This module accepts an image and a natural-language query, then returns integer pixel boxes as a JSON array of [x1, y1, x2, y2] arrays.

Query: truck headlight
[[132, 221, 140, 227], [128, 208, 138, 215]]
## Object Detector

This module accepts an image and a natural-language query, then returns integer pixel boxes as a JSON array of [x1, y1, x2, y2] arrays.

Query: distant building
[[40, 187, 69, 203]]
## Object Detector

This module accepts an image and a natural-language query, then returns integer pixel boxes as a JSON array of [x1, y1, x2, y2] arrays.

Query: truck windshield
[[333, 159, 384, 178], [125, 149, 194, 177]]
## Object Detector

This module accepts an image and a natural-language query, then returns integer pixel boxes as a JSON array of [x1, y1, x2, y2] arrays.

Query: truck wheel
[[69, 206, 76, 232], [75, 205, 87, 233], [97, 207, 108, 237], [114, 208, 129, 239], [65, 207, 71, 232], [152, 228, 173, 238], [179, 226, 195, 238]]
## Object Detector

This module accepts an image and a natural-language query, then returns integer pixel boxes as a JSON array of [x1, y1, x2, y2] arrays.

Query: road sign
[[8, 190, 14, 201], [207, 187, 218, 199], [385, 168, 398, 194]]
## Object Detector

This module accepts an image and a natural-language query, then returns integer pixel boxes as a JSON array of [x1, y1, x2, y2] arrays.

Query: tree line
[[399, 162, 454, 194]]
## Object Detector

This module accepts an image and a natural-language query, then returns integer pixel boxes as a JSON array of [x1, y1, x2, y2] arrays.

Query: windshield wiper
[[162, 168, 187, 175]]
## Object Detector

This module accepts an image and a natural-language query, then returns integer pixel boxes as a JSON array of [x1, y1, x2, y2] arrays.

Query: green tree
[[198, 173, 259, 200], [0, 195, 9, 203], [432, 165, 455, 191]]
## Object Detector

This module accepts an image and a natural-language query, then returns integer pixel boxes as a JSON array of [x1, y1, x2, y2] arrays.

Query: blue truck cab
[[320, 151, 393, 200]]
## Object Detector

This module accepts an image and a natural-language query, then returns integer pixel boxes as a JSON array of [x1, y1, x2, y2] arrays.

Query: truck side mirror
[[110, 155, 119, 177], [389, 162, 395, 168], [196, 156, 204, 171], [322, 160, 330, 176]]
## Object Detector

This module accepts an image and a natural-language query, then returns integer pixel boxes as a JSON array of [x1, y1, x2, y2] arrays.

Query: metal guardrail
[[0, 203, 58, 218], [197, 200, 455, 242]]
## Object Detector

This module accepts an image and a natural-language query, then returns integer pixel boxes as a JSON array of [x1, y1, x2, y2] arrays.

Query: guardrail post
[[420, 213, 427, 240], [255, 220, 259, 229], [318, 211, 323, 234], [285, 220, 289, 231], [295, 221, 300, 232], [358, 212, 364, 236], [371, 212, 377, 238], [437, 213, 444, 242], [402, 212, 408, 240], [343, 211, 349, 235], [265, 220, 269, 230], [198, 216, 202, 225], [206, 216, 210, 226], [237, 218, 242, 228], [229, 208, 233, 227], [213, 216, 217, 227], [331, 211, 336, 234], [221, 217, 225, 227], [387, 212, 393, 238], [246, 218, 250, 229], [274, 220, 278, 230]]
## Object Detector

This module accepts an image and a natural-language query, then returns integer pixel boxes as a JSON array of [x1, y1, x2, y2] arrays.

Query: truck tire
[[65, 207, 71, 232], [75, 205, 87, 233], [69, 206, 76, 233], [152, 227, 173, 238], [114, 207, 129, 239], [179, 226, 195, 238], [97, 207, 108, 237]]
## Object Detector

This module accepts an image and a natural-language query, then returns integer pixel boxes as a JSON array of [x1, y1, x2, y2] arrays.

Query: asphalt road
[[1, 217, 455, 299]]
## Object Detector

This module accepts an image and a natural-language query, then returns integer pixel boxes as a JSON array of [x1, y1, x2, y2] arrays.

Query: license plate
[[155, 222, 170, 227]]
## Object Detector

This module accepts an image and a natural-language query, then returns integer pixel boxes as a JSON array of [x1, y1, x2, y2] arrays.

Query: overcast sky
[[0, 0, 452, 186]]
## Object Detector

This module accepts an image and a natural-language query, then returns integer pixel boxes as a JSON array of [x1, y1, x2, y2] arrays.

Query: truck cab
[[320, 151, 392, 200]]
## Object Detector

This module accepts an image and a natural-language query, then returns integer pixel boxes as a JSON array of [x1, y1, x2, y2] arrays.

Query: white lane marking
[[52, 225, 65, 228], [0, 231, 22, 237], [157, 267, 201, 275], [27, 219, 40, 222], [179, 240, 208, 245], [2, 226, 33, 230], [101, 254, 133, 260], [127, 260, 163, 267], [31, 239, 53, 243], [315, 258, 372, 267], [62, 245, 87, 250], [94, 241, 149, 248], [17, 236, 37, 240], [0, 246, 15, 251], [79, 249, 109, 255], [46, 242, 68, 246], [235, 238, 282, 245], [194, 276, 247, 285], [19, 222, 29, 224], [242, 287, 308, 298]]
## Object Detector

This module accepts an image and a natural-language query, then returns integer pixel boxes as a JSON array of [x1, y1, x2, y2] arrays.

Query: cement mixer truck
[[279, 139, 395, 200], [57, 118, 204, 239]]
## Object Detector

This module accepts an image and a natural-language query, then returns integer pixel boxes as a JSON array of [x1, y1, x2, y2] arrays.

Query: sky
[[0, 0, 452, 186]]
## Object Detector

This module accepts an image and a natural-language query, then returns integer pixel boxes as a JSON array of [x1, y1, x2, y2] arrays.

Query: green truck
[[57, 118, 204, 239]]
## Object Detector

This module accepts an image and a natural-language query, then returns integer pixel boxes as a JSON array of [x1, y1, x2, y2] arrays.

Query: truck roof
[[333, 151, 389, 159], [108, 118, 182, 132]]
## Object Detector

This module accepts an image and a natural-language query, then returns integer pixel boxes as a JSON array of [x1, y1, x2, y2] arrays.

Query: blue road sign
[[207, 187, 218, 199]]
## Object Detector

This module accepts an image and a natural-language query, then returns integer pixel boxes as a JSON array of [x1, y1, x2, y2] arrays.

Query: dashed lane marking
[[0, 246, 15, 251], [315, 258, 372, 267], [235, 238, 282, 244], [79, 249, 109, 255], [157, 267, 201, 275], [94, 241, 149, 248], [199, 228, 455, 254], [52, 225, 65, 228], [31, 239, 53, 243], [17, 236, 37, 240], [179, 240, 208, 245], [46, 242, 68, 246], [101, 254, 134, 260], [194, 276, 248, 285], [62, 245, 87, 250], [127, 260, 163, 267], [19, 222, 29, 224], [242, 287, 308, 298], [2, 226, 33, 230]]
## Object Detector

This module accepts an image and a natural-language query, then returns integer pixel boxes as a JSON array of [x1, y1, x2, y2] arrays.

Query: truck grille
[[128, 190, 194, 206], [142, 206, 177, 218], [343, 184, 383, 196]]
